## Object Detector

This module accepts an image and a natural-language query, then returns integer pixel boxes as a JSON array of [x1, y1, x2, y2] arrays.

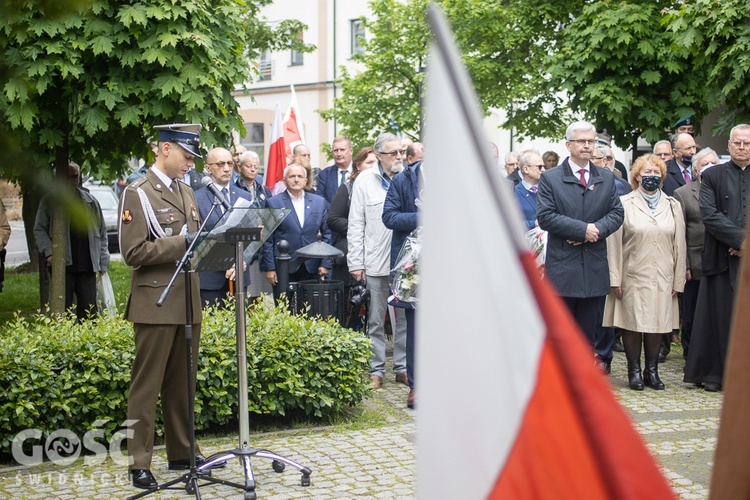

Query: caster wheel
[[186, 482, 196, 495], [244, 492, 257, 500], [272, 460, 285, 473], [301, 474, 311, 487]]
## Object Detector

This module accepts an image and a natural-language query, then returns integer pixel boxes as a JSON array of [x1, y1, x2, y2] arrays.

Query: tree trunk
[[49, 124, 69, 315]]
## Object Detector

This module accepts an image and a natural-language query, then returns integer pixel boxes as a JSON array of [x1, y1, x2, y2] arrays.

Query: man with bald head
[[194, 147, 252, 307], [663, 133, 697, 196]]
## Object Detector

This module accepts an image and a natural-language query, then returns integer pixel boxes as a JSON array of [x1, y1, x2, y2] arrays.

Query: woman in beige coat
[[604, 154, 686, 390]]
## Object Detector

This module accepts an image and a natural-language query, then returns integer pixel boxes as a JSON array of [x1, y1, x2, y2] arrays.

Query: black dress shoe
[[130, 469, 158, 489], [704, 382, 722, 392], [168, 454, 227, 470], [613, 339, 625, 353]]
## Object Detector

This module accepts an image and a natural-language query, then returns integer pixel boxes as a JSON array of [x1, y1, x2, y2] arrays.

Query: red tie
[[579, 169, 587, 187]]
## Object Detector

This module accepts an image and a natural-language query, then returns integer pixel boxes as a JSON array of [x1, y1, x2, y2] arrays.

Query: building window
[[258, 51, 272, 81], [351, 19, 365, 55], [242, 123, 265, 171], [290, 31, 304, 66]]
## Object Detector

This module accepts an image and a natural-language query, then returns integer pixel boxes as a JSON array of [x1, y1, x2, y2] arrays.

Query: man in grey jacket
[[348, 132, 408, 389], [34, 162, 110, 320]]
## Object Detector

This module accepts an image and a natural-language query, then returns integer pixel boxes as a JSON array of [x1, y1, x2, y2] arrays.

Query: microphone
[[201, 176, 231, 210]]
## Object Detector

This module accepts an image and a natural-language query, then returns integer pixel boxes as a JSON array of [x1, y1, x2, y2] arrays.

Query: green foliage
[[665, 0, 750, 134], [0, 0, 313, 181], [544, 0, 708, 145], [0, 299, 372, 457]]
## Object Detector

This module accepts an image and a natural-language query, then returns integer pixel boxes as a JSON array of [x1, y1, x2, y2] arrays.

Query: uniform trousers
[[127, 322, 201, 469], [366, 275, 407, 377]]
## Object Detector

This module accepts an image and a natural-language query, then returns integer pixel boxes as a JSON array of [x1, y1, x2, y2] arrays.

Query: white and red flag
[[417, 6, 675, 499], [283, 84, 305, 156], [265, 102, 286, 190]]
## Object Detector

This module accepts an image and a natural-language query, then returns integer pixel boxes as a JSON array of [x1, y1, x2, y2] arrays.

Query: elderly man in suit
[[119, 124, 224, 490], [673, 148, 719, 360], [514, 151, 544, 229], [537, 121, 624, 373], [195, 147, 253, 307], [261, 164, 332, 296], [663, 133, 697, 196], [316, 136, 354, 204]]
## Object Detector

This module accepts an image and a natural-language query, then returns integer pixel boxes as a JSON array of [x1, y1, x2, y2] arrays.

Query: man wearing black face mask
[[663, 133, 697, 196]]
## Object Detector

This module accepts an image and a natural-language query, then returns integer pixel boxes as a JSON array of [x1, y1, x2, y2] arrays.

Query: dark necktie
[[340, 170, 347, 186], [221, 187, 229, 212], [578, 169, 587, 187]]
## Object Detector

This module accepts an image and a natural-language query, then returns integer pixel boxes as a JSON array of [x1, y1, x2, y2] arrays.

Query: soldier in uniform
[[119, 123, 223, 489]]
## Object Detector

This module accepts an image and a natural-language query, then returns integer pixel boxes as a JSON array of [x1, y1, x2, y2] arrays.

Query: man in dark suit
[[537, 121, 624, 373], [684, 127, 750, 392], [261, 164, 332, 295], [673, 148, 719, 360], [316, 136, 353, 204], [195, 147, 253, 307], [663, 133, 696, 196]]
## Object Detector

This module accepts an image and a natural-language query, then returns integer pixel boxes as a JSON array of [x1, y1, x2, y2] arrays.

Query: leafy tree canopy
[[0, 0, 313, 181]]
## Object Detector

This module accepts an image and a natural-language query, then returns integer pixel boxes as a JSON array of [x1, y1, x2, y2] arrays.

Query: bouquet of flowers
[[390, 227, 421, 305], [526, 226, 547, 274]]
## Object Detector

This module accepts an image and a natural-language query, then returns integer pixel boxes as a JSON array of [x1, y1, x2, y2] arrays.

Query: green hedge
[[0, 300, 372, 457]]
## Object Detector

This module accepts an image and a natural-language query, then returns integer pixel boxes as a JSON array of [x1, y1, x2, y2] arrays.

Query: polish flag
[[417, 7, 675, 499], [265, 102, 286, 190], [283, 84, 305, 156]]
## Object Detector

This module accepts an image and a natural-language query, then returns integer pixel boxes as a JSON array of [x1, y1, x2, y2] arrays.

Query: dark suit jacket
[[195, 184, 253, 290], [514, 182, 538, 229], [663, 158, 693, 196], [183, 168, 204, 192], [699, 161, 748, 284], [317, 164, 348, 204], [537, 158, 624, 298], [261, 191, 332, 274], [673, 181, 704, 279]]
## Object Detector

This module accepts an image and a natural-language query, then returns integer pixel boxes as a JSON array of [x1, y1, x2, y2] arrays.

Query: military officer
[[119, 123, 222, 490]]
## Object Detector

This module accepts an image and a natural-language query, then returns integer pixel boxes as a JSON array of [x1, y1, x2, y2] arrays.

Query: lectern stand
[[159, 206, 311, 499]]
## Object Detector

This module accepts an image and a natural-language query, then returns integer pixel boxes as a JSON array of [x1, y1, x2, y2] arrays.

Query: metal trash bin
[[292, 279, 345, 324]]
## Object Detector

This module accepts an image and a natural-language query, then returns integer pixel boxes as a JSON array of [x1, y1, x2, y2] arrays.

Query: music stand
[[187, 206, 312, 499]]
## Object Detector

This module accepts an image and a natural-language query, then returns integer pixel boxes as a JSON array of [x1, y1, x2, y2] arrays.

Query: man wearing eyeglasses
[[195, 147, 253, 308], [317, 136, 354, 204], [504, 151, 522, 185], [514, 151, 545, 229], [349, 133, 408, 390], [684, 124, 750, 393], [537, 121, 624, 374], [653, 140, 674, 164], [663, 133, 697, 196], [593, 146, 630, 196]]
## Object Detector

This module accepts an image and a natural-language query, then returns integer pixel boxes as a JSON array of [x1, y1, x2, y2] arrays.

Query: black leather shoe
[[704, 382, 722, 392], [130, 469, 158, 489], [168, 454, 227, 470], [613, 338, 625, 353]]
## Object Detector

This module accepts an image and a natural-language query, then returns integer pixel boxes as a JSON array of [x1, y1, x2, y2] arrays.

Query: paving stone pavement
[[0, 343, 720, 499]]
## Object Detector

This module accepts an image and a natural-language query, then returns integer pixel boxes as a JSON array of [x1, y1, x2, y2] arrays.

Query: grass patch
[[0, 261, 131, 326]]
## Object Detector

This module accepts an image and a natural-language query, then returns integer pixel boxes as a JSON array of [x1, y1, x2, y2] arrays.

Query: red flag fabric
[[265, 102, 286, 190], [283, 107, 303, 157], [417, 6, 675, 499]]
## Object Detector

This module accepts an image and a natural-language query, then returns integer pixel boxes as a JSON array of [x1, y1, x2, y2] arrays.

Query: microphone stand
[[128, 199, 221, 500]]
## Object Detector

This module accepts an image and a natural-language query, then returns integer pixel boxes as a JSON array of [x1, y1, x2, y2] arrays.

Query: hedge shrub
[[0, 300, 372, 457]]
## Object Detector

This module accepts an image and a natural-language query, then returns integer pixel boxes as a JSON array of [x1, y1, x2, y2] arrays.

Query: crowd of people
[[22, 116, 748, 490], [502, 118, 749, 396]]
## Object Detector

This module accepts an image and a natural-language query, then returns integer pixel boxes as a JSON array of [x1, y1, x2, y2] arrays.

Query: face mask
[[681, 154, 693, 164], [640, 175, 661, 191]]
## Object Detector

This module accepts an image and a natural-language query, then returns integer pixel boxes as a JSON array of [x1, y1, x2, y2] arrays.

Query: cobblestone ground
[[0, 343, 719, 499]]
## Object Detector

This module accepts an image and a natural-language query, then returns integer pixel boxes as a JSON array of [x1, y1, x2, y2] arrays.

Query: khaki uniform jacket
[[118, 169, 202, 324], [603, 190, 686, 333]]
